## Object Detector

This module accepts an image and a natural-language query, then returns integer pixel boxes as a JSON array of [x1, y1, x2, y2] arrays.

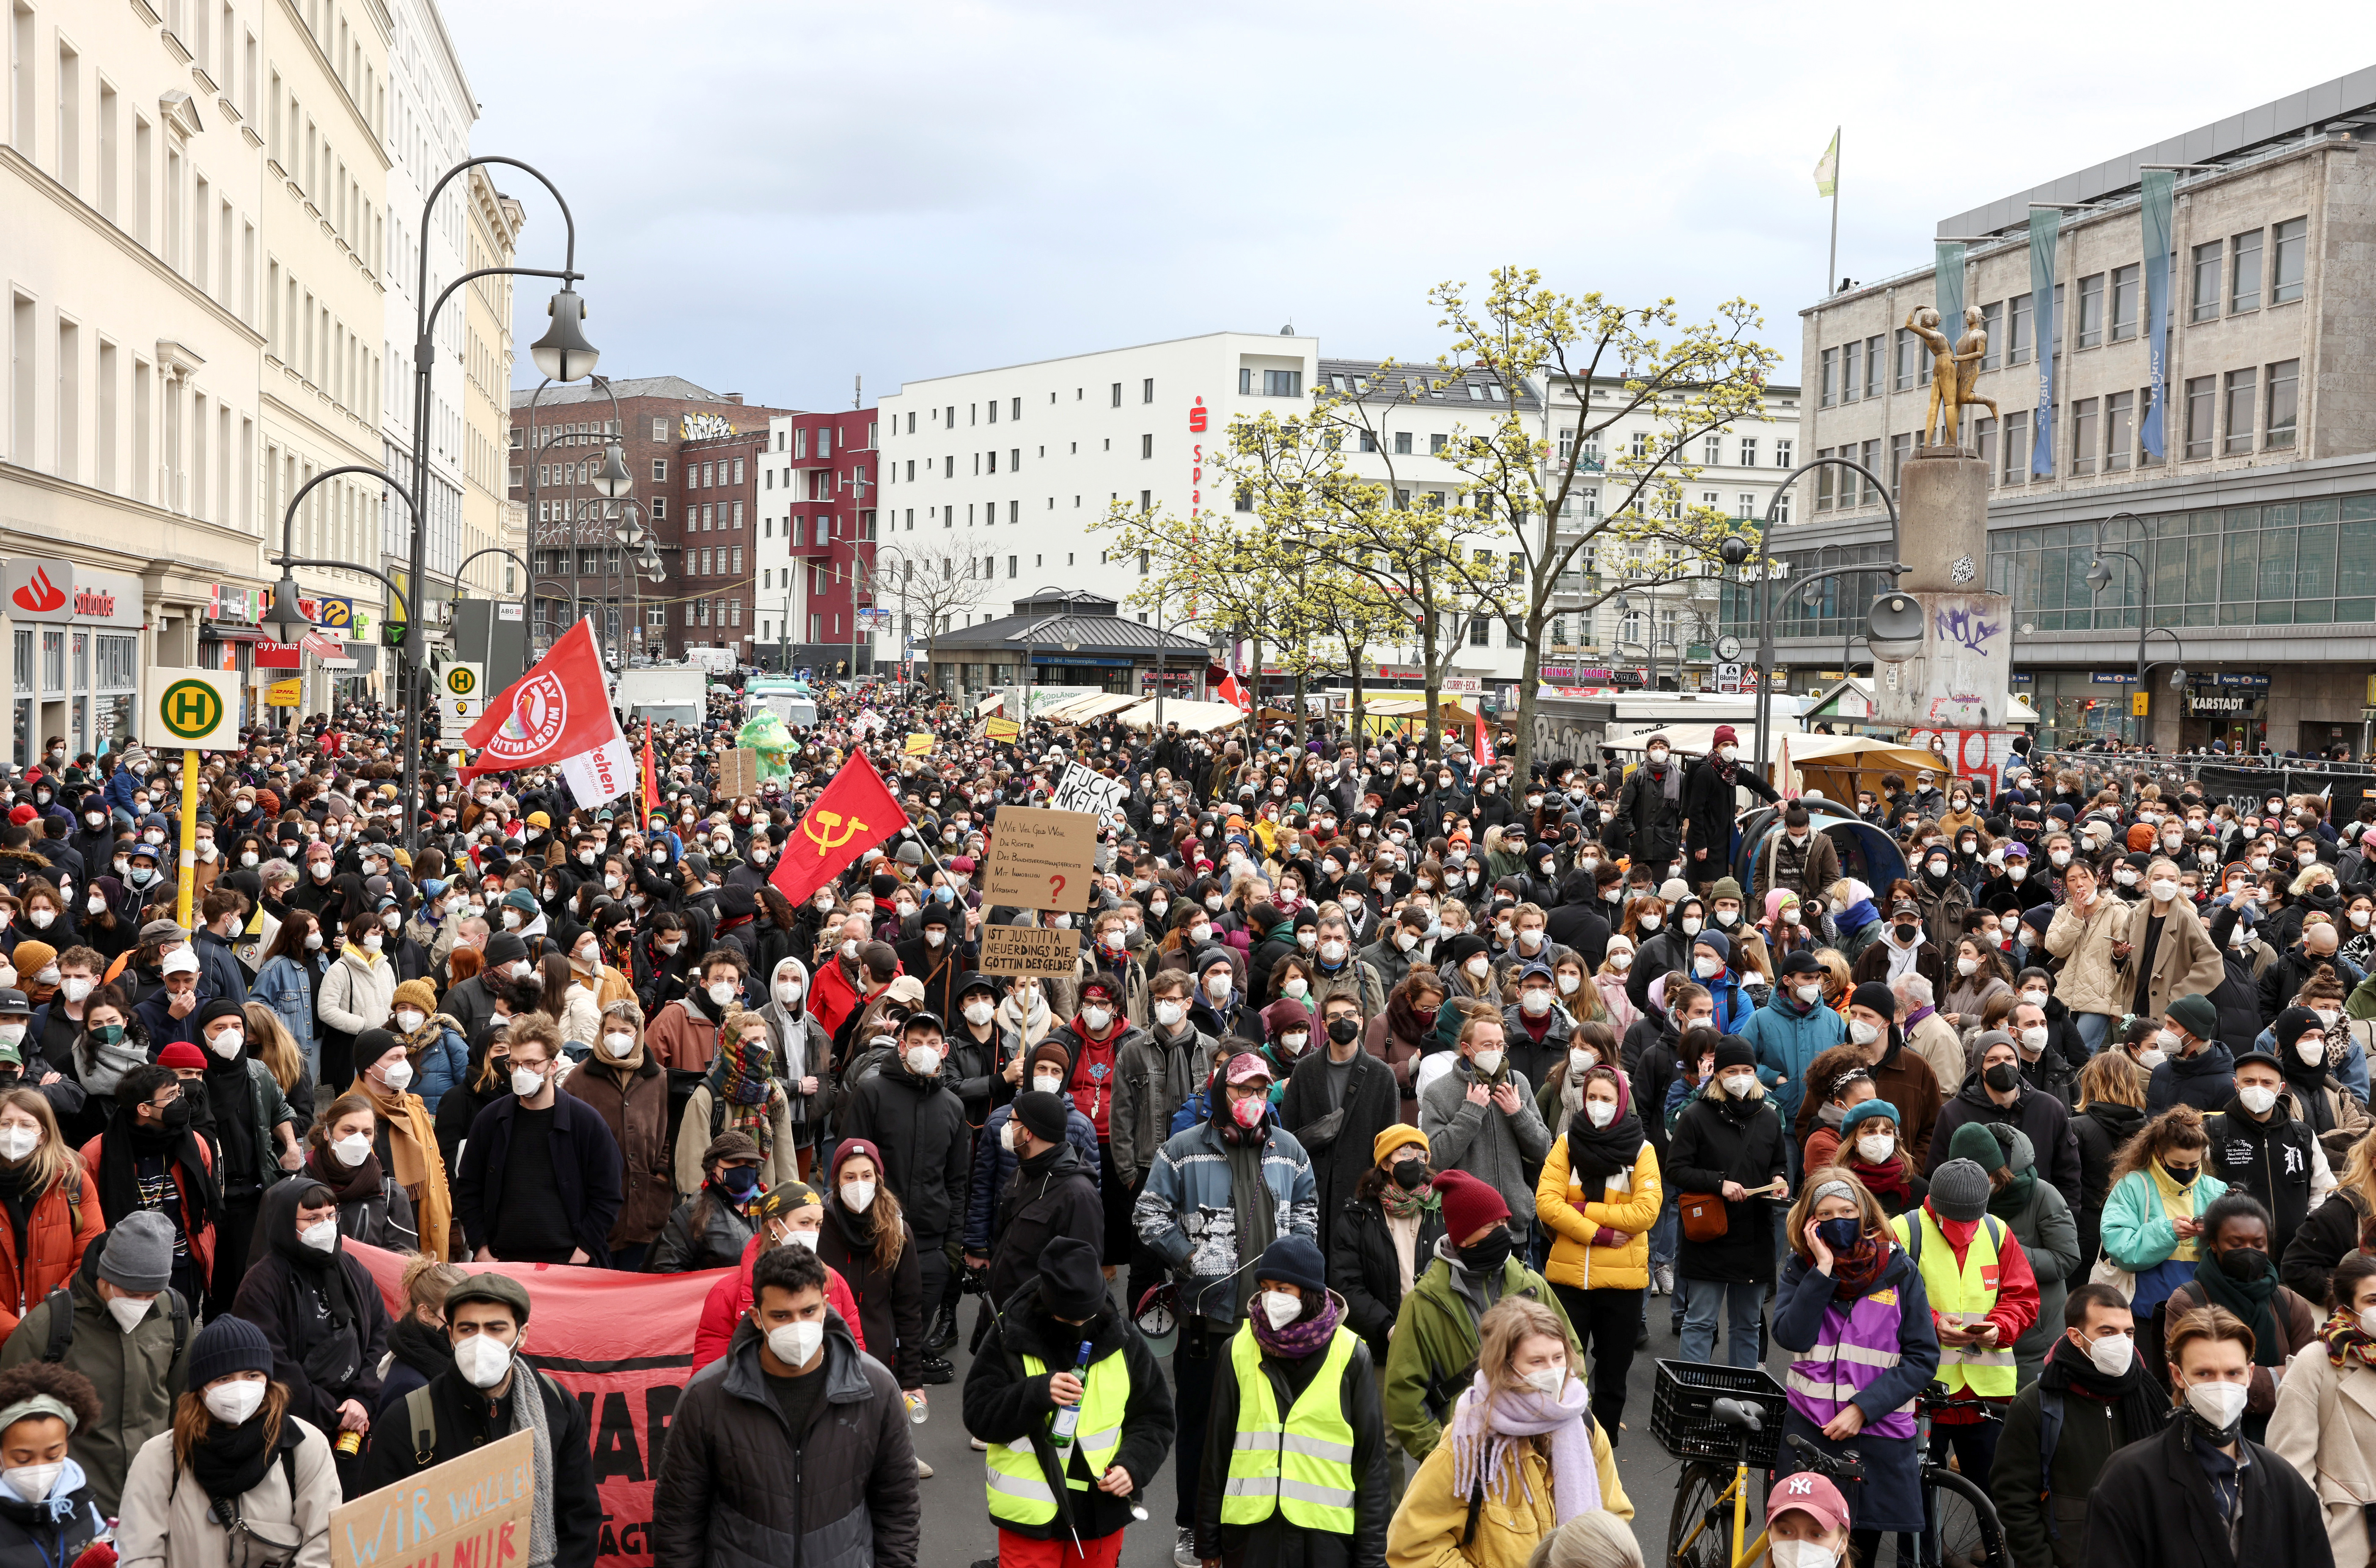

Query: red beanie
[[156, 1042, 207, 1071], [1431, 1168, 1509, 1243]]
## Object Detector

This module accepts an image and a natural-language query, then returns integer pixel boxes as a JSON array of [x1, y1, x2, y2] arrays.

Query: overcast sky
[[449, 2, 2376, 412]]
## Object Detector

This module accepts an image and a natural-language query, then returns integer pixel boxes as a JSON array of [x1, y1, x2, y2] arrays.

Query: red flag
[[640, 719, 659, 818], [1474, 711, 1496, 767], [769, 749, 909, 907], [462, 617, 618, 778], [1214, 668, 1251, 713]]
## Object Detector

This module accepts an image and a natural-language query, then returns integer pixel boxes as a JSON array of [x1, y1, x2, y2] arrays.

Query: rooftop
[[1315, 357, 1543, 412], [509, 376, 751, 410], [927, 592, 1209, 656]]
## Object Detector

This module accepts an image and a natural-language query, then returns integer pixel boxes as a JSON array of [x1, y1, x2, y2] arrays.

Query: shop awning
[[1111, 698, 1247, 733]]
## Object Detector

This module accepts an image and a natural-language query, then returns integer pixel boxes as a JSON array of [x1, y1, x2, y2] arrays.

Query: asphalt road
[[906, 1283, 1784, 1568]]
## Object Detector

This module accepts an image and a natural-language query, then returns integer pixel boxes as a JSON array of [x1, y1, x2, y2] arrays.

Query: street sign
[[265, 678, 300, 707], [439, 697, 481, 741], [441, 662, 485, 702], [2131, 692, 2151, 717], [139, 670, 240, 750]]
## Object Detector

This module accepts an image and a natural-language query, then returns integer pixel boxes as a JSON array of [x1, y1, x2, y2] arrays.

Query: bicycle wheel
[[1926, 1465, 2008, 1568], [1666, 1461, 1739, 1568]]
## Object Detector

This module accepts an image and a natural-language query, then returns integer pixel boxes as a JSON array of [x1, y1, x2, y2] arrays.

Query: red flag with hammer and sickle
[[769, 749, 909, 908]]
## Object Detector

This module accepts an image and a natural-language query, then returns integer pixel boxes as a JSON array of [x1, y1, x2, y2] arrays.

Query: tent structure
[[1112, 697, 1247, 733], [1358, 695, 1482, 734], [1800, 676, 2040, 730], [1038, 692, 1138, 723], [1770, 733, 1958, 805]]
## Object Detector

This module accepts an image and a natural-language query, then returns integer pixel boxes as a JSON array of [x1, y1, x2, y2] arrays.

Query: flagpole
[[1826, 125, 1841, 297]]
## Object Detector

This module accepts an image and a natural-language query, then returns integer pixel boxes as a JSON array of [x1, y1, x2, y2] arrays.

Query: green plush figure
[[737, 711, 795, 780]]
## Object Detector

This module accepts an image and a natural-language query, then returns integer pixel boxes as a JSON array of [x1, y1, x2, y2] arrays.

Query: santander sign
[[11, 568, 64, 615], [3, 556, 131, 625]]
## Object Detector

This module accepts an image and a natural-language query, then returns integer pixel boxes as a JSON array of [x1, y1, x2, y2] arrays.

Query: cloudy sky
[[448, 2, 2376, 411]]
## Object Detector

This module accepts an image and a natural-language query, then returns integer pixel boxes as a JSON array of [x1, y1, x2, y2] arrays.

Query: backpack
[[43, 1283, 190, 1368], [406, 1370, 554, 1470]]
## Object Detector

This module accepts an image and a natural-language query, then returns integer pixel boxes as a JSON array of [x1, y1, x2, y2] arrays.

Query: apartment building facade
[[1777, 70, 2376, 753], [755, 406, 877, 676]]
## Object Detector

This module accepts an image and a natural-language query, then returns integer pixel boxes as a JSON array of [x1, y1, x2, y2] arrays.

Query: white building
[[874, 332, 1799, 695], [0, 0, 279, 760]]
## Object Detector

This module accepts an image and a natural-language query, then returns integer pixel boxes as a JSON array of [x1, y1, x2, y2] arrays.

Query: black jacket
[[1683, 757, 1775, 863], [451, 1089, 626, 1264], [649, 1184, 763, 1276], [1989, 1340, 2168, 1568], [651, 1312, 919, 1568], [1543, 892, 1611, 971], [2203, 1097, 2321, 1247], [1605, 759, 1683, 868], [986, 1141, 1104, 1313], [2081, 1412, 2332, 1568], [1664, 1086, 1789, 1283], [837, 1060, 970, 1242], [2148, 1041, 2238, 1117], [1194, 1309, 1389, 1568], [1275, 1046, 1400, 1258], [961, 1277, 1176, 1543], [228, 1187, 391, 1438], [1329, 1188, 1447, 1360], [2072, 1098, 2145, 1269], [815, 1192, 925, 1391], [2281, 1187, 2365, 1307], [359, 1364, 598, 1568], [1928, 1079, 2085, 1214]]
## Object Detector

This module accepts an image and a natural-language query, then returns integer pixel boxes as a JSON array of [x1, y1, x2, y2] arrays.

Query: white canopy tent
[[1112, 698, 1248, 733]]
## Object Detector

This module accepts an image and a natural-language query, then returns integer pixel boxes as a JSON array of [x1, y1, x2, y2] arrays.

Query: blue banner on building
[[2029, 209, 2058, 476], [2139, 170, 2174, 459], [1935, 242, 1967, 354]]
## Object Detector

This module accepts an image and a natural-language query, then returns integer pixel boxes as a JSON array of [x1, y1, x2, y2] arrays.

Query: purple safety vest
[[1785, 1282, 1917, 1441]]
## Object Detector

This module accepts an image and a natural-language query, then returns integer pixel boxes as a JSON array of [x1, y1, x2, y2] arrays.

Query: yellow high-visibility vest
[[982, 1351, 1127, 1526], [1892, 1208, 2017, 1398], [1218, 1321, 1360, 1533]]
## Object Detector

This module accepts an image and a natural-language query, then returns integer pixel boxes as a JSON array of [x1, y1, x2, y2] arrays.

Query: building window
[[2071, 398, 2099, 475], [2008, 294, 2033, 365], [650, 497, 665, 519], [1140, 434, 1152, 459], [1974, 417, 1997, 483], [1110, 382, 1121, 408], [1864, 337, 1884, 398], [2109, 264, 2140, 342], [1430, 433, 1448, 455], [1468, 615, 1489, 647], [1142, 378, 1154, 404], [2272, 217, 2307, 305], [1819, 348, 1837, 406], [1840, 340, 1861, 402], [1815, 450, 1835, 512], [1234, 484, 1253, 513], [1889, 432, 1911, 497], [651, 417, 667, 440], [2184, 375, 2217, 459], [1393, 431, 1412, 456], [2266, 359, 2300, 450], [2075, 273, 2104, 348], [2230, 230, 2263, 313], [2190, 242, 2222, 322], [1893, 328, 1924, 390], [2105, 391, 2134, 472], [1978, 302, 2002, 369], [2223, 369, 2256, 454], [1738, 436, 1757, 467], [1774, 439, 1792, 468], [2001, 412, 2028, 484]]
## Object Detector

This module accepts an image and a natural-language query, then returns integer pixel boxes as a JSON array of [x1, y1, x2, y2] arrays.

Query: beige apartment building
[[1761, 68, 2376, 755]]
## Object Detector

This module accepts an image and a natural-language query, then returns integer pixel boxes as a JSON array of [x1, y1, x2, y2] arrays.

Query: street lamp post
[[2082, 511, 2183, 747], [1008, 585, 1072, 719]]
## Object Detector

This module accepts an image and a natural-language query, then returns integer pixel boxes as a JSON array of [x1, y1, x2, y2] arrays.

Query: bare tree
[[871, 536, 992, 678]]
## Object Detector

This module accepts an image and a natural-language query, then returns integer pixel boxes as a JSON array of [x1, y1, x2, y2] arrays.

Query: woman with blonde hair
[[1535, 1063, 1661, 1442], [1772, 1168, 1938, 1563], [239, 1001, 317, 1131], [1591, 938, 1637, 1033], [374, 1254, 464, 1414], [0, 1087, 102, 1340], [1387, 1293, 1631, 1568], [2071, 1050, 2148, 1275], [2269, 1249, 2376, 1567], [1521, 1512, 1643, 1568]]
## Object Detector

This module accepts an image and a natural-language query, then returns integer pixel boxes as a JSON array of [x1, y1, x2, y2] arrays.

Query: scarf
[[305, 1145, 384, 1206], [189, 1406, 303, 1508], [2192, 1252, 2284, 1367], [704, 1032, 777, 1161], [1648, 760, 1679, 803], [508, 1366, 560, 1568], [1385, 988, 1435, 1049], [1987, 1166, 2038, 1222], [997, 992, 1054, 1056], [1849, 1152, 1912, 1207], [78, 1032, 150, 1097], [1564, 1109, 1644, 1186], [1830, 1233, 1895, 1296], [1249, 1285, 1346, 1359], [1447, 1373, 1600, 1527], [2150, 1161, 2206, 1262], [398, 1010, 463, 1063], [351, 1076, 450, 1261], [2037, 1331, 2169, 1442], [2320, 1304, 2376, 1368], [1377, 1181, 1440, 1223], [1224, 1132, 1276, 1316]]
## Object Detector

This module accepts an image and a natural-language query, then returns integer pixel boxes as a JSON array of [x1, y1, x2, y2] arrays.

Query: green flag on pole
[[1814, 130, 1840, 198]]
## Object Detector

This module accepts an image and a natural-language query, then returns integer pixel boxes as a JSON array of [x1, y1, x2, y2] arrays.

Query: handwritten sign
[[904, 733, 935, 756], [979, 923, 1083, 978], [1050, 761, 1127, 829], [717, 747, 757, 798], [983, 716, 1020, 743], [331, 1428, 534, 1568], [983, 806, 1099, 909]]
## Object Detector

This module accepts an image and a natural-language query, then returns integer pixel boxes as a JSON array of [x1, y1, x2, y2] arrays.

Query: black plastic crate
[[1650, 1359, 1788, 1465]]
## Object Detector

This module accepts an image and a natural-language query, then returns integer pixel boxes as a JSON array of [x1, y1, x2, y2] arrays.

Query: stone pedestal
[[1871, 445, 2012, 729]]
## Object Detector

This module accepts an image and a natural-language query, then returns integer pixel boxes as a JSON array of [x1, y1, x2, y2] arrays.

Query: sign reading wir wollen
[[330, 1429, 534, 1568], [983, 806, 1099, 910], [979, 923, 1083, 978]]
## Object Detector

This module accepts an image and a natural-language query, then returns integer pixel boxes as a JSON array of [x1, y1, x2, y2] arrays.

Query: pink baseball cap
[[1223, 1051, 1274, 1087], [1767, 1470, 1852, 1535]]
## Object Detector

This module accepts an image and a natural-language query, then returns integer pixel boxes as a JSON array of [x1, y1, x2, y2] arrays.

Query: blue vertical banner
[[2028, 208, 2060, 476], [2139, 170, 2175, 459], [1934, 242, 1967, 344]]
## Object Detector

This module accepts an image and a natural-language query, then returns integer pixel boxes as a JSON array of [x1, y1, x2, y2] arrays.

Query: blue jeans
[[1648, 1191, 1679, 1269], [1679, 1277, 1764, 1368], [2071, 1011, 2113, 1056]]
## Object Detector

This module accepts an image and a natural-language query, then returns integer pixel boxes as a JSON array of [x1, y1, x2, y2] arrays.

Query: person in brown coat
[[1755, 803, 1843, 903], [560, 999, 675, 1272], [1798, 981, 1946, 1171], [2117, 857, 2226, 1022], [1363, 969, 1444, 1126], [1849, 897, 1949, 995]]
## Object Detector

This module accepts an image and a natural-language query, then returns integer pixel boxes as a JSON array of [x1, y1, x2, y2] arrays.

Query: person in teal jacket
[[1744, 950, 1849, 1183], [1692, 931, 1755, 1034], [2096, 1102, 2225, 1380]]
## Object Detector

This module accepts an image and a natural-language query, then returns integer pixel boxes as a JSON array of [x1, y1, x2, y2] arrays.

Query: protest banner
[[983, 806, 1099, 909], [1049, 761, 1127, 828], [348, 1243, 722, 1568], [331, 1430, 535, 1568], [717, 747, 757, 798], [983, 716, 1020, 742], [979, 923, 1083, 977]]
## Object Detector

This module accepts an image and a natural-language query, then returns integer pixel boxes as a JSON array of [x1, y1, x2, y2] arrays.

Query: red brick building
[[754, 407, 880, 675], [507, 376, 797, 662]]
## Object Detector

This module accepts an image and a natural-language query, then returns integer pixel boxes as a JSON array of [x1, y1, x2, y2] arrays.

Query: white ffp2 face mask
[[107, 1294, 154, 1333], [202, 1379, 267, 1425], [1767, 1541, 1839, 1568], [1261, 1291, 1302, 1329], [767, 1319, 824, 1367], [455, 1333, 514, 1389], [2184, 1378, 2248, 1431], [2083, 1330, 2136, 1378]]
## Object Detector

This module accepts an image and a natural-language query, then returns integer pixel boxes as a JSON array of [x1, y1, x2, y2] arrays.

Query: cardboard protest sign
[[983, 806, 1099, 909], [1050, 761, 1128, 828], [331, 1430, 535, 1568], [980, 923, 1083, 978], [717, 747, 757, 798]]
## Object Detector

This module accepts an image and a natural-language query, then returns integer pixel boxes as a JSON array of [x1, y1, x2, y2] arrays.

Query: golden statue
[[1910, 305, 1999, 449]]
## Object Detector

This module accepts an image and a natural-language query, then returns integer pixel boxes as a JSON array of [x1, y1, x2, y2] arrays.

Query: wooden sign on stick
[[983, 806, 1099, 909], [979, 923, 1083, 978]]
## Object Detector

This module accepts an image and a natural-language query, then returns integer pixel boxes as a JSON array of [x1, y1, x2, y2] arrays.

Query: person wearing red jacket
[[1889, 1155, 2040, 1491], [690, 1180, 865, 1373], [808, 912, 879, 1041]]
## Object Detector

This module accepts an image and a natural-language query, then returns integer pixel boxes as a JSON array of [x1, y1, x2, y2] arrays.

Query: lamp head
[[2084, 559, 2111, 595], [1718, 536, 1752, 568], [262, 574, 313, 633], [2168, 665, 2186, 690], [1865, 591, 1925, 663], [593, 442, 633, 499], [530, 289, 599, 382]]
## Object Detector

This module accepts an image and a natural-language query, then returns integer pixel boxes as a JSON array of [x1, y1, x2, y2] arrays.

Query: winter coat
[[2268, 1332, 2376, 1568], [2164, 1274, 2318, 1428], [371, 1315, 452, 1419], [1132, 1114, 1317, 1328], [1384, 1401, 1628, 1568], [690, 1232, 867, 1372], [2204, 1094, 2327, 1248], [645, 992, 728, 1074], [2100, 1167, 2229, 1293], [315, 945, 396, 1042], [354, 1366, 597, 1568], [1418, 1058, 1552, 1230], [1277, 1046, 1401, 1256], [836, 1058, 970, 1241], [2117, 897, 2226, 1021], [396, 1023, 470, 1115], [1851, 936, 1948, 997], [0, 1247, 191, 1517], [1112, 1020, 1219, 1189], [450, 1089, 626, 1265], [1755, 825, 1843, 906], [1607, 759, 1683, 868], [1535, 1125, 1662, 1293], [250, 956, 318, 1066], [1331, 1188, 1448, 1361], [2283, 1189, 2370, 1307], [1975, 1126, 2083, 1385], [2044, 895, 2130, 1017], [1989, 1342, 2167, 1568], [229, 1242, 390, 1439], [984, 1140, 1104, 1314], [1772, 1245, 1939, 1533], [1362, 1008, 1431, 1127], [1382, 1243, 1580, 1463], [653, 1311, 919, 1568], [2148, 1041, 2239, 1116], [0, 1166, 103, 1337], [117, 1419, 341, 1568], [2081, 1410, 2332, 1568], [1928, 1078, 2085, 1213], [815, 1192, 923, 1392], [1743, 990, 1850, 1129], [672, 1082, 797, 1198], [962, 1098, 1100, 1253], [2073, 1099, 2147, 1268], [964, 1277, 1176, 1546], [1664, 1079, 1789, 1284], [648, 1184, 762, 1275], [561, 1054, 676, 1247], [1684, 756, 1775, 865]]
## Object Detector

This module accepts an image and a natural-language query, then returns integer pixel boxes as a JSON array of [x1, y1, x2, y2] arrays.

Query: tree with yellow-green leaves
[[1424, 269, 1783, 780]]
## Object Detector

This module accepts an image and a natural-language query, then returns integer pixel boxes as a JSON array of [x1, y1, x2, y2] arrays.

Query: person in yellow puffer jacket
[[1533, 1064, 1662, 1444]]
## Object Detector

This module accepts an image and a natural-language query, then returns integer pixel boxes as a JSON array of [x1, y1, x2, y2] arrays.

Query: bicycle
[[1665, 1396, 1857, 1568], [1911, 1388, 2008, 1568]]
